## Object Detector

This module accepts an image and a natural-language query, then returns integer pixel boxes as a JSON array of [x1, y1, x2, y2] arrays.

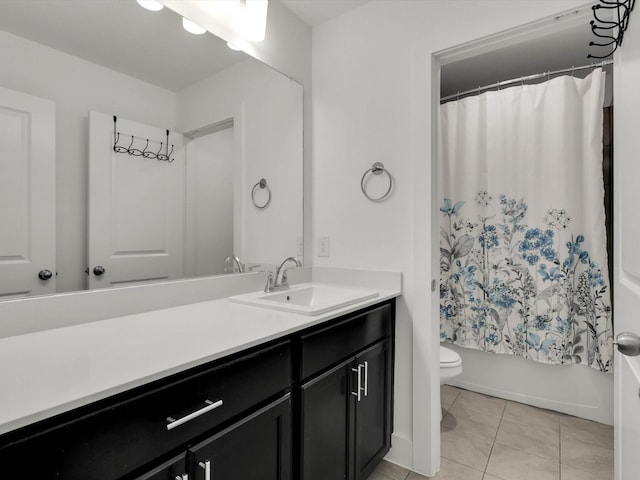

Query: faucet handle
[[264, 271, 275, 293]]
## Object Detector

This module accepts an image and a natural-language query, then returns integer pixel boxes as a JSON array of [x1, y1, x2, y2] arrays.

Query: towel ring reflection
[[251, 178, 271, 209], [361, 162, 393, 201]]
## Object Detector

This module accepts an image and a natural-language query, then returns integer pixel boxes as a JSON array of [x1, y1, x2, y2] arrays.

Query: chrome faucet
[[225, 255, 243, 273], [265, 257, 302, 292]]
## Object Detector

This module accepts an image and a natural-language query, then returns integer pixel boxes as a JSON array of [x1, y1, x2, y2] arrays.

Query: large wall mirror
[[0, 0, 303, 299]]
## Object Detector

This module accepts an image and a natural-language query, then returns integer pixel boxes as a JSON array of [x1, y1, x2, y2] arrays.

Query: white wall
[[177, 59, 303, 267], [311, 0, 592, 475], [0, 29, 176, 294]]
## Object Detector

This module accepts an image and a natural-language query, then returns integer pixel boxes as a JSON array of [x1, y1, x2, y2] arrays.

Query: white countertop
[[0, 285, 400, 436]]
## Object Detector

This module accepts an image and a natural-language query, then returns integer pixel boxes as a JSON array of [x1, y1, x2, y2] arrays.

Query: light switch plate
[[319, 236, 330, 257], [296, 236, 304, 257]]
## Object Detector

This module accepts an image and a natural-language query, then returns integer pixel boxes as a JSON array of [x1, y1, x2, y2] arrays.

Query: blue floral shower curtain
[[439, 69, 613, 373]]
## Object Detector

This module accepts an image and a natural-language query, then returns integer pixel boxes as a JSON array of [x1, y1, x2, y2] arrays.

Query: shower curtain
[[439, 69, 613, 373]]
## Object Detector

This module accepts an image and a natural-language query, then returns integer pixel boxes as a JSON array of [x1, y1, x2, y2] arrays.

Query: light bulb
[[182, 17, 206, 35], [227, 39, 251, 51], [136, 0, 163, 12]]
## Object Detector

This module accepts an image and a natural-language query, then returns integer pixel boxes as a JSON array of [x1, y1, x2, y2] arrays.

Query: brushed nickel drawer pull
[[166, 399, 223, 431], [363, 361, 369, 397], [199, 460, 211, 480], [351, 365, 363, 402]]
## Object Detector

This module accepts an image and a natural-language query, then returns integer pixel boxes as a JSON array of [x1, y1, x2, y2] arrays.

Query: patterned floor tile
[[561, 436, 614, 478], [441, 384, 462, 410], [495, 419, 559, 460], [560, 415, 614, 450], [502, 401, 560, 434], [454, 390, 507, 419], [561, 463, 613, 480], [442, 403, 502, 441], [485, 444, 559, 480], [441, 428, 494, 471]]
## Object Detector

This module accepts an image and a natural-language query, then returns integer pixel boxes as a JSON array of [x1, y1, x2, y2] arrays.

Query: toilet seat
[[440, 346, 461, 368]]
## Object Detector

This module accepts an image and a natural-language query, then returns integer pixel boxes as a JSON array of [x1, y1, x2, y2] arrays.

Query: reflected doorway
[[185, 122, 235, 277]]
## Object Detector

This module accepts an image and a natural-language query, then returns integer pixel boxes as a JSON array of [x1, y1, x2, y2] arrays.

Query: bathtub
[[445, 343, 614, 425]]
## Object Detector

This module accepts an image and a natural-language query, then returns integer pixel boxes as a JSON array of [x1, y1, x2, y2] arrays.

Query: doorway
[[426, 5, 617, 477], [185, 122, 235, 277]]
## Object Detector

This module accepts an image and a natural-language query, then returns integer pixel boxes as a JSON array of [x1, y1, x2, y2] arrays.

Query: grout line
[[558, 418, 562, 480], [483, 401, 507, 474]]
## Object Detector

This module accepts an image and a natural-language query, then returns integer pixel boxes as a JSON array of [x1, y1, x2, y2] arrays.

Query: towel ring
[[251, 178, 271, 209], [361, 162, 393, 201]]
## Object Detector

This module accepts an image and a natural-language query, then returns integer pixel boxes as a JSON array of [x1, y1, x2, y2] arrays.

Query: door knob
[[614, 332, 640, 357], [38, 269, 53, 280], [93, 265, 106, 276]]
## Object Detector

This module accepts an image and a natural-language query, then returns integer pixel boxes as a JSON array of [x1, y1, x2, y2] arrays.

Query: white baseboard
[[384, 433, 413, 471]]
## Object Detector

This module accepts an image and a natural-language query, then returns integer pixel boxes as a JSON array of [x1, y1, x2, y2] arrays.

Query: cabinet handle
[[351, 365, 362, 402], [166, 399, 223, 431], [199, 460, 211, 480], [363, 361, 369, 397]]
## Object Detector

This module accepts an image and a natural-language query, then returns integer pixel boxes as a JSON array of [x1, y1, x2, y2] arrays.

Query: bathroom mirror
[[0, 0, 303, 298]]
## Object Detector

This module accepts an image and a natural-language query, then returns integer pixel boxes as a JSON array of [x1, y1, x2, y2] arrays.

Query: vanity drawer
[[0, 340, 291, 480], [300, 303, 391, 380]]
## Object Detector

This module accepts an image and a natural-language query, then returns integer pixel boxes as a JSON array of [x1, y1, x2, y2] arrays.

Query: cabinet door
[[300, 357, 355, 480], [189, 395, 291, 480], [135, 454, 187, 480], [354, 339, 392, 480]]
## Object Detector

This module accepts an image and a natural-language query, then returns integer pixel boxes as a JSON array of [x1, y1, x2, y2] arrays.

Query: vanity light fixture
[[182, 17, 206, 35], [136, 0, 164, 12], [159, 1, 269, 43]]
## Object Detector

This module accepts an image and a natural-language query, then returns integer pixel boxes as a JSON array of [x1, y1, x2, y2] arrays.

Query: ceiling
[[279, 0, 371, 27], [440, 17, 612, 99], [0, 0, 246, 92]]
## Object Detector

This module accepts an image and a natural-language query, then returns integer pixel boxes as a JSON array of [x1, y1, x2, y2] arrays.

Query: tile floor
[[369, 385, 614, 480]]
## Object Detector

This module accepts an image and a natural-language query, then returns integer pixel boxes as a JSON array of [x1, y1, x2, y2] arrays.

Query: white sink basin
[[229, 283, 379, 315]]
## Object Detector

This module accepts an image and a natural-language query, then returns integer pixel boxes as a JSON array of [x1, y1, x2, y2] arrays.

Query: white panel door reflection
[[88, 111, 185, 289], [0, 86, 55, 298]]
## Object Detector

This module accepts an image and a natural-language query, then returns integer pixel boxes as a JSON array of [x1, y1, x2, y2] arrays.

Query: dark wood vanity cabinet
[[0, 299, 394, 480], [299, 303, 394, 480], [0, 340, 292, 480]]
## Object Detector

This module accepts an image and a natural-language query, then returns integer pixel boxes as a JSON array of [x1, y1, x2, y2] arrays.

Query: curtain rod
[[440, 60, 613, 103]]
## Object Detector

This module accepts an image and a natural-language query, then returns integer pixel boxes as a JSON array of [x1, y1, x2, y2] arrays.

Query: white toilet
[[440, 345, 462, 384]]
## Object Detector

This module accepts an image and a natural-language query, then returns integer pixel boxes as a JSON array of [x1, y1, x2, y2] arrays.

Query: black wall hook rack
[[112, 116, 175, 163], [588, 0, 636, 59]]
